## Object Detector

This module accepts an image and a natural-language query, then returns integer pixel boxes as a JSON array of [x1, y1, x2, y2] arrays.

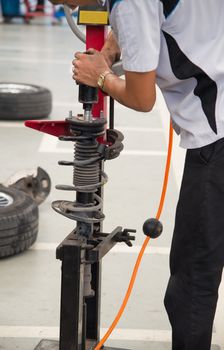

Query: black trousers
[[164, 138, 224, 350]]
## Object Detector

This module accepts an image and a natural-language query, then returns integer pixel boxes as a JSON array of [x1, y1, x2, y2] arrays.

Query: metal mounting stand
[[34, 227, 134, 350]]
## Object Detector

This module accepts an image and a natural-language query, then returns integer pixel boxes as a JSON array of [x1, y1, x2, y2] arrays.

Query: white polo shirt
[[108, 0, 224, 149]]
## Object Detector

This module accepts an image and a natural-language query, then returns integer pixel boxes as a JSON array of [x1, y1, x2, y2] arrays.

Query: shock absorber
[[52, 85, 105, 228], [52, 84, 108, 297]]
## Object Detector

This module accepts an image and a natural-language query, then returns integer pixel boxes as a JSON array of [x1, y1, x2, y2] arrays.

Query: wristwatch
[[97, 71, 113, 91]]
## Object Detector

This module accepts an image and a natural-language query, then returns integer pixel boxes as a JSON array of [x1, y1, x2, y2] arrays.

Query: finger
[[73, 74, 80, 84], [75, 52, 83, 59], [86, 48, 96, 54], [72, 67, 79, 76], [87, 49, 100, 57], [72, 59, 79, 68], [72, 68, 78, 77]]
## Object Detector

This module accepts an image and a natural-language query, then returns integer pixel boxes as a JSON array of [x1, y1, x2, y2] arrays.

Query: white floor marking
[[0, 326, 171, 342], [122, 150, 166, 156], [53, 102, 80, 108], [38, 134, 58, 153], [0, 326, 59, 339], [38, 134, 166, 156], [120, 127, 163, 133], [102, 328, 172, 342], [0, 326, 221, 345], [0, 122, 25, 128], [31, 243, 170, 255], [31, 243, 57, 251], [0, 45, 63, 53], [0, 57, 70, 65]]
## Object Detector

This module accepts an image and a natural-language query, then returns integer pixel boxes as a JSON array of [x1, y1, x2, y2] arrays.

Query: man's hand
[[72, 49, 111, 87], [72, 48, 156, 113]]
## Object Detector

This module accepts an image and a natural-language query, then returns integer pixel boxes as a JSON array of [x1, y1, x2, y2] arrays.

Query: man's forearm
[[101, 31, 121, 67], [101, 32, 156, 112], [103, 72, 156, 113]]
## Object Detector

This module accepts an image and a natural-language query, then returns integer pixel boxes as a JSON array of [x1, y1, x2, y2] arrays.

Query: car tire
[[0, 83, 52, 120], [0, 185, 39, 258]]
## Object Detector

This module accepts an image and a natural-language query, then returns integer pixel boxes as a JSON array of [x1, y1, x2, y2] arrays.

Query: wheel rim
[[0, 83, 39, 94], [0, 192, 14, 207]]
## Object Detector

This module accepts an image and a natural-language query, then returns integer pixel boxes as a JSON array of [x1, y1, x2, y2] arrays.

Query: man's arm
[[101, 31, 156, 112], [73, 50, 156, 112], [101, 31, 121, 68], [102, 71, 156, 113]]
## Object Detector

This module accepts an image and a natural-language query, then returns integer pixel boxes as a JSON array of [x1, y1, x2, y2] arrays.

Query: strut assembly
[[27, 80, 137, 350], [25, 4, 173, 350]]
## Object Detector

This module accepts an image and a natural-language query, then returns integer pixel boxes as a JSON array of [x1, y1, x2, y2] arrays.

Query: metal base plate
[[34, 339, 130, 350]]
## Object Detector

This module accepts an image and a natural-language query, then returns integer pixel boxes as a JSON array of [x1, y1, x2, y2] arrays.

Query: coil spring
[[52, 121, 108, 227], [74, 140, 100, 190]]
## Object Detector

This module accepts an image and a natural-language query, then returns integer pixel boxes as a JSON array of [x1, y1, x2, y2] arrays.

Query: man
[[49, 1, 224, 349]]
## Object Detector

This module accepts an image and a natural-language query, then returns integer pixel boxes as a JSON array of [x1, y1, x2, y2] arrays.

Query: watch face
[[98, 75, 104, 89], [99, 77, 104, 88]]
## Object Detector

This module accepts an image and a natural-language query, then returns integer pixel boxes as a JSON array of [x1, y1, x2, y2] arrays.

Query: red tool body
[[25, 24, 107, 137]]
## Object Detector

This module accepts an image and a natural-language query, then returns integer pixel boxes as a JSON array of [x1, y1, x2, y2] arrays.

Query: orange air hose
[[94, 120, 173, 350]]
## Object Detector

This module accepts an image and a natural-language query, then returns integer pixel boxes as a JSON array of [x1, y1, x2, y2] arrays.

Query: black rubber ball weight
[[143, 218, 163, 239]]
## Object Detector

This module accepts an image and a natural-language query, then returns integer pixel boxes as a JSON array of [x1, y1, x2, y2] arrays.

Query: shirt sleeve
[[109, 0, 163, 72]]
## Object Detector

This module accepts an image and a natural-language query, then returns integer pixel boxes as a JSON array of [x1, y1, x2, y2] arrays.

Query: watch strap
[[97, 70, 114, 91]]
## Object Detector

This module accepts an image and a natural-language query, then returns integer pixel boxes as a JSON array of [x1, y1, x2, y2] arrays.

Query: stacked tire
[[0, 186, 39, 258], [0, 83, 52, 120]]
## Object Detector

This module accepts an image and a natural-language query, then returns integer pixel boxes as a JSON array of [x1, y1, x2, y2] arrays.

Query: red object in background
[[23, 0, 55, 20]]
